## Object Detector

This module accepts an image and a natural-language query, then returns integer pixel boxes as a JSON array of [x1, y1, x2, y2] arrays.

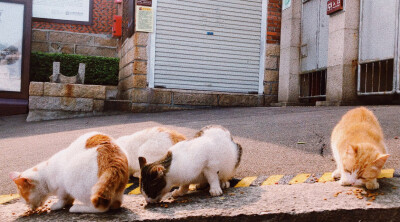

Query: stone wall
[[264, 0, 282, 105], [31, 30, 118, 57], [27, 82, 117, 122], [106, 88, 265, 113]]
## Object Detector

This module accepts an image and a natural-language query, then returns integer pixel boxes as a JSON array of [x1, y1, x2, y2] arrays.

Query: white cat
[[116, 127, 186, 178], [9, 132, 129, 213], [138, 125, 242, 203]]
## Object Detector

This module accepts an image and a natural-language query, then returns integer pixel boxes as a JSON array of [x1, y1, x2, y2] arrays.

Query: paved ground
[[2, 178, 400, 221], [1, 106, 400, 196]]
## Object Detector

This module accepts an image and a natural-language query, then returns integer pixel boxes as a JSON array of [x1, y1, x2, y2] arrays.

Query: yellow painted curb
[[125, 183, 133, 189], [129, 187, 141, 195], [289, 174, 311, 185], [379, 169, 394, 179], [234, 176, 257, 188], [318, 172, 334, 183], [262, 175, 284, 186], [0, 194, 19, 204]]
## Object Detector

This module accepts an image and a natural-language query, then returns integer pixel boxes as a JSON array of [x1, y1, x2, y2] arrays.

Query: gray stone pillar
[[277, 0, 302, 105], [324, 1, 360, 105]]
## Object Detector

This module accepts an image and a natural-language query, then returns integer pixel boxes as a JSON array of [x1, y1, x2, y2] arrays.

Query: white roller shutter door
[[152, 0, 264, 94]]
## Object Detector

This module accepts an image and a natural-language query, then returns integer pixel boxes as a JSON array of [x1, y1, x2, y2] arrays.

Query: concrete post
[[52, 62, 60, 83], [277, 0, 302, 105], [323, 0, 360, 105]]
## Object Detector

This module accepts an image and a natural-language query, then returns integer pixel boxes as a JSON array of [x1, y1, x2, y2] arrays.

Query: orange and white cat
[[331, 107, 389, 190], [116, 127, 186, 177], [9, 132, 129, 213]]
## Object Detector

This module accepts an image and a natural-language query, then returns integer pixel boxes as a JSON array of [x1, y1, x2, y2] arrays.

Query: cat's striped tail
[[90, 143, 129, 211]]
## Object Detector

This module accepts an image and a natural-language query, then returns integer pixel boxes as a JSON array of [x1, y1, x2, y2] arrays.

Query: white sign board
[[136, 6, 153, 32], [283, 0, 291, 10], [0, 2, 24, 92], [33, 0, 91, 23]]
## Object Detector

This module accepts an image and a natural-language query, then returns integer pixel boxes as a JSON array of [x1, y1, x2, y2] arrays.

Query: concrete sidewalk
[[1, 106, 400, 195], [1, 178, 400, 221]]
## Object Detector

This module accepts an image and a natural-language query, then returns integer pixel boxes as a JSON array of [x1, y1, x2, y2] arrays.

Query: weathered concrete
[[278, 0, 302, 104], [2, 178, 400, 221], [325, 1, 360, 104]]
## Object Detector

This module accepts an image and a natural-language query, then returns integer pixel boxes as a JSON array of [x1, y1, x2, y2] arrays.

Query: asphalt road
[[1, 106, 400, 195]]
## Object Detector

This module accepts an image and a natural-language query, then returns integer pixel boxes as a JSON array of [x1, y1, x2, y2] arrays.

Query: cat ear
[[138, 157, 147, 169], [9, 172, 20, 181], [373, 154, 390, 169], [346, 145, 358, 155], [13, 177, 32, 188]]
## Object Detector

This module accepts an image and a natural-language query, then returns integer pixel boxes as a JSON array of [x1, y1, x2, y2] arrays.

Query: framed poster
[[32, 0, 93, 25], [0, 0, 31, 115], [135, 6, 153, 32]]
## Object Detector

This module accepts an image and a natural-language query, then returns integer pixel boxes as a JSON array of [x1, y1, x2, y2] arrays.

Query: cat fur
[[139, 125, 242, 203], [9, 132, 129, 213]]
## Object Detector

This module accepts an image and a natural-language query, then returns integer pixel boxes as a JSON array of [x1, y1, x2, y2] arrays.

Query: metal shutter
[[153, 0, 263, 94]]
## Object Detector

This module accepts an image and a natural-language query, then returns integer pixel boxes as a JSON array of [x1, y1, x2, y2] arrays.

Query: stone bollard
[[50, 62, 86, 84]]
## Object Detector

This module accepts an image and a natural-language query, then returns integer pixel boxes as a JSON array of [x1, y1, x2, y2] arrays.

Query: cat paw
[[172, 189, 185, 198], [209, 187, 223, 196], [366, 181, 379, 190], [221, 181, 230, 189], [69, 204, 104, 213], [332, 169, 341, 180], [339, 179, 351, 186], [50, 201, 66, 211]]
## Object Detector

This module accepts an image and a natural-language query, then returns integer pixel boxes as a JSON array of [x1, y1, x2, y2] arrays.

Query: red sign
[[137, 0, 152, 7], [327, 0, 343, 15]]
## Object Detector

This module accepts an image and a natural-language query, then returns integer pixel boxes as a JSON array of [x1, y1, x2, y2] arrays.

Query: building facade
[[115, 0, 282, 112], [278, 0, 400, 106]]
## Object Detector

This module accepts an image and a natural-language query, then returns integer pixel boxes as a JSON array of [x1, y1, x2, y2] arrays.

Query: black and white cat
[[138, 125, 242, 203]]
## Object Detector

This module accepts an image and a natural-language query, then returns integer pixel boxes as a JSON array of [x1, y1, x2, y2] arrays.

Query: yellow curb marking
[[289, 174, 311, 185], [125, 183, 133, 189], [0, 194, 20, 204], [261, 175, 284, 186], [234, 176, 257, 188], [379, 169, 394, 178], [318, 172, 334, 183], [129, 187, 141, 195]]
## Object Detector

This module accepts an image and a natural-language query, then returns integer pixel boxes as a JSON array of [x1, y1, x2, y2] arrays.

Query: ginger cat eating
[[331, 107, 389, 190]]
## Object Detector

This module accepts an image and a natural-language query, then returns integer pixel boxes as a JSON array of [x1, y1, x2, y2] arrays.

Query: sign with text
[[136, 6, 153, 32], [283, 0, 291, 10], [33, 0, 92, 24], [137, 0, 152, 7], [327, 0, 343, 15]]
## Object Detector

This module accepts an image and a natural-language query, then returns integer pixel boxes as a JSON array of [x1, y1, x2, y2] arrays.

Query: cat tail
[[91, 167, 128, 211]]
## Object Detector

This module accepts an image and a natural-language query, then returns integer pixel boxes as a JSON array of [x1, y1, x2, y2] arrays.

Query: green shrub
[[30, 52, 119, 86]]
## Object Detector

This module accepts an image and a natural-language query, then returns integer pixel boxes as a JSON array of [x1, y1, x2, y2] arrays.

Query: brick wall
[[267, 0, 282, 44], [31, 0, 119, 57], [33, 0, 117, 34], [264, 0, 282, 105]]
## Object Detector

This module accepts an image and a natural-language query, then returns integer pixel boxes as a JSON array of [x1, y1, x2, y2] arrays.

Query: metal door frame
[[299, 0, 328, 99], [357, 0, 400, 95]]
